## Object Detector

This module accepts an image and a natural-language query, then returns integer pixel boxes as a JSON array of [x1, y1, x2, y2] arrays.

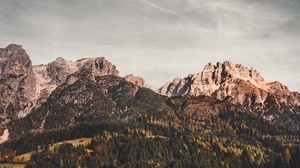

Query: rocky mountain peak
[[0, 44, 23, 55], [159, 61, 267, 96], [267, 81, 290, 94], [158, 61, 299, 113], [205, 61, 266, 89], [78, 57, 119, 79], [34, 57, 119, 107], [55, 57, 66, 62], [0, 44, 33, 76], [124, 74, 151, 89], [0, 44, 36, 125]]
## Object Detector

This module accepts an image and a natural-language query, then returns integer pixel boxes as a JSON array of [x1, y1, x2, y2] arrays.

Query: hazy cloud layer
[[0, 0, 299, 91]]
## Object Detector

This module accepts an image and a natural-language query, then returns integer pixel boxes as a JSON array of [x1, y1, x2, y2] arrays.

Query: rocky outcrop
[[125, 74, 151, 89], [0, 44, 36, 125], [158, 61, 300, 113], [78, 57, 119, 78]]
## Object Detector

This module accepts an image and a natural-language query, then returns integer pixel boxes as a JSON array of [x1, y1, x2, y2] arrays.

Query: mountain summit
[[158, 61, 300, 114]]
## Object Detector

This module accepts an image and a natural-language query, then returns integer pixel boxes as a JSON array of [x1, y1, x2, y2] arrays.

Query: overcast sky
[[0, 0, 299, 91]]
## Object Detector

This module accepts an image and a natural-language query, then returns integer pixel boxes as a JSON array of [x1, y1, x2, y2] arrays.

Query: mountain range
[[0, 44, 299, 167]]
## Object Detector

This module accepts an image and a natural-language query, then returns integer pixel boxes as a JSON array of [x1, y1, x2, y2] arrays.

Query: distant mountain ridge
[[158, 61, 300, 115]]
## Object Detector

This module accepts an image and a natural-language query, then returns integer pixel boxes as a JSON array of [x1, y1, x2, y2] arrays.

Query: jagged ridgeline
[[0, 44, 300, 168]]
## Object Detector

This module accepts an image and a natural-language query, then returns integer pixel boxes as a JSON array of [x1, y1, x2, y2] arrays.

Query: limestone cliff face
[[158, 61, 300, 114], [0, 44, 36, 125]]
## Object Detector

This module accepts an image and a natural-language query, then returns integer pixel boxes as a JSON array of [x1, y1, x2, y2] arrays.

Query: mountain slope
[[2, 74, 300, 167], [7, 73, 177, 140]]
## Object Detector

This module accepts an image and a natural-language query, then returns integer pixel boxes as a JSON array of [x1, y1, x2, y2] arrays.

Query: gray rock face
[[158, 61, 300, 113], [0, 44, 36, 125]]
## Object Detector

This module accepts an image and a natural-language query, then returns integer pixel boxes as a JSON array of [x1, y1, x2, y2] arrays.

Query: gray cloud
[[0, 0, 299, 91]]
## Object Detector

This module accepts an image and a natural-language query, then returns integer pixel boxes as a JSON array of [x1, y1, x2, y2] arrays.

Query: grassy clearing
[[14, 137, 92, 163], [0, 163, 25, 168]]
